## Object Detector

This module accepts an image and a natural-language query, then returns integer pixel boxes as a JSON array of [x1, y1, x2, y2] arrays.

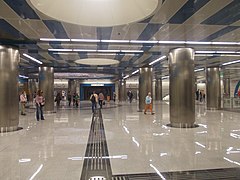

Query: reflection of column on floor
[[206, 111, 222, 151]]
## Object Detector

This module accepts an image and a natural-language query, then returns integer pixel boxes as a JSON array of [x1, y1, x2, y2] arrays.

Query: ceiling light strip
[[23, 53, 42, 64], [222, 59, 240, 66], [40, 38, 240, 46], [19, 75, 29, 79], [48, 49, 72, 52], [131, 70, 139, 75], [40, 38, 70, 42], [149, 56, 167, 65], [194, 68, 205, 72]]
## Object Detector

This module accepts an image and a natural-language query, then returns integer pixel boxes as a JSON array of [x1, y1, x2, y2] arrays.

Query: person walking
[[90, 91, 98, 113], [144, 92, 154, 115], [113, 92, 116, 102], [67, 91, 72, 106], [35, 90, 45, 121], [75, 93, 79, 108], [98, 92, 104, 109], [20, 91, 27, 115], [55, 92, 62, 107]]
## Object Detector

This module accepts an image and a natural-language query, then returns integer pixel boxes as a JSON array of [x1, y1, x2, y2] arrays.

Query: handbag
[[103, 101, 105, 105]]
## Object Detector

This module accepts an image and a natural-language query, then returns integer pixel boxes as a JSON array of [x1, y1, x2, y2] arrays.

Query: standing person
[[55, 92, 62, 107], [20, 91, 27, 115], [35, 90, 45, 121], [90, 91, 98, 113], [144, 92, 154, 115], [98, 92, 104, 109], [67, 91, 72, 106], [72, 93, 76, 107], [75, 93, 79, 108], [129, 91, 133, 103], [113, 92, 116, 102], [196, 89, 199, 100]]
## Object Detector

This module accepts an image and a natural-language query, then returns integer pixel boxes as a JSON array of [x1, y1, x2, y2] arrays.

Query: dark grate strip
[[81, 109, 112, 180]]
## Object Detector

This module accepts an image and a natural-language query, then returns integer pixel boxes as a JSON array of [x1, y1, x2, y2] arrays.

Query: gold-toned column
[[0, 45, 19, 132], [169, 48, 195, 128], [39, 67, 54, 112], [139, 67, 153, 111]]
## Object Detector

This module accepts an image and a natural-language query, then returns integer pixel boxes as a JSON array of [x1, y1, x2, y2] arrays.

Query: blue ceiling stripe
[[138, 23, 162, 40], [168, 0, 210, 24], [0, 19, 26, 39], [78, 53, 88, 59], [139, 15, 154, 23], [97, 27, 112, 50], [201, 0, 240, 25], [114, 53, 125, 61], [97, 27, 112, 40], [43, 20, 69, 39], [49, 42, 63, 49], [4, 0, 40, 19], [201, 26, 239, 41]]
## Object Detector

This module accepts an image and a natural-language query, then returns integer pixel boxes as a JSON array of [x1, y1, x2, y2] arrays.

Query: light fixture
[[23, 54, 43, 64], [71, 39, 100, 43], [19, 75, 29, 79], [73, 49, 97, 52], [194, 68, 205, 72], [149, 55, 167, 65], [158, 40, 186, 44], [130, 40, 158, 44], [97, 50, 121, 53], [101, 40, 130, 43], [222, 59, 240, 66], [123, 75, 129, 79], [40, 38, 70, 42], [161, 76, 169, 80], [121, 50, 144, 53], [48, 49, 72, 52], [131, 70, 139, 75]]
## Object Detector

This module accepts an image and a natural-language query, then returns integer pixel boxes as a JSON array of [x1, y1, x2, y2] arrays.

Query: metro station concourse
[[1, 0, 240, 179]]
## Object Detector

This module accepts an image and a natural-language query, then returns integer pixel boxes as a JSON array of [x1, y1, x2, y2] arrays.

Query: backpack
[[90, 95, 96, 103]]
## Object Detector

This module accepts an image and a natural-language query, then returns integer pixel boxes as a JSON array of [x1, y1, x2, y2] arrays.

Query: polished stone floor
[[0, 101, 240, 179]]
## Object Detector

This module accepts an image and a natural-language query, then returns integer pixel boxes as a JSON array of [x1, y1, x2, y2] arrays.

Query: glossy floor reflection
[[0, 101, 240, 179]]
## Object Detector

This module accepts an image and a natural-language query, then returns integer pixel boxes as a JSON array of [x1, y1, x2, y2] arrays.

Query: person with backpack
[[90, 91, 98, 113]]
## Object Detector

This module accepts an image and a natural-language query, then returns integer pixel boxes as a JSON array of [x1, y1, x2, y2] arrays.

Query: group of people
[[20, 90, 45, 120], [196, 89, 205, 102], [89, 91, 105, 113], [67, 92, 80, 107]]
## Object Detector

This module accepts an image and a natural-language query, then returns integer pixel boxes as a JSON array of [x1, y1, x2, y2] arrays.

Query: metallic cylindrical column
[[39, 67, 54, 112], [206, 67, 221, 110], [118, 79, 126, 101], [169, 48, 195, 128], [223, 78, 230, 98], [28, 79, 37, 101], [0, 45, 19, 132], [139, 67, 153, 111], [155, 78, 162, 101]]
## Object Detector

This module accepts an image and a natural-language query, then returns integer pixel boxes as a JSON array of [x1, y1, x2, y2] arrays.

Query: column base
[[0, 126, 23, 133], [167, 123, 199, 128]]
